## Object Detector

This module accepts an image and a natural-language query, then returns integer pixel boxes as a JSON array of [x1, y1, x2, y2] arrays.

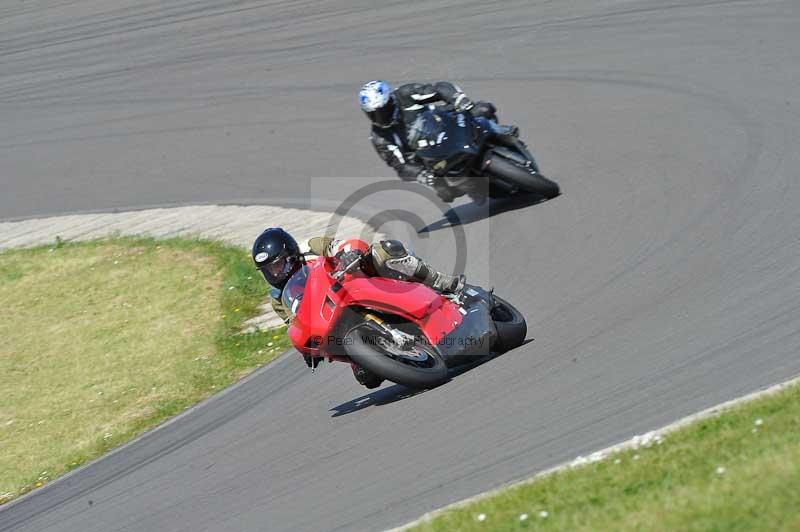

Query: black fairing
[[410, 109, 490, 175], [435, 285, 499, 366], [483, 146, 533, 170], [407, 108, 545, 200]]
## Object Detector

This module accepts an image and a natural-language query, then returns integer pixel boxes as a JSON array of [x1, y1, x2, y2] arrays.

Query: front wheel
[[486, 156, 560, 198], [344, 324, 449, 389]]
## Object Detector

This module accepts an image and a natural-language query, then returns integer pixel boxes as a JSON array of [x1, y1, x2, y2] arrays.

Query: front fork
[[363, 313, 416, 348]]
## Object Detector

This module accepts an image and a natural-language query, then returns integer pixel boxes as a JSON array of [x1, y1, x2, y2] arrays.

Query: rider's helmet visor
[[262, 254, 296, 285], [366, 99, 396, 128], [266, 255, 292, 276]]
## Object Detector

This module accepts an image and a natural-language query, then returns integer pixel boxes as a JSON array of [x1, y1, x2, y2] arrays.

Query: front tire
[[344, 324, 449, 389], [486, 156, 560, 198]]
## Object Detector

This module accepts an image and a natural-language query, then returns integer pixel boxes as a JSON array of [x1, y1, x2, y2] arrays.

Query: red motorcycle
[[282, 253, 527, 389]]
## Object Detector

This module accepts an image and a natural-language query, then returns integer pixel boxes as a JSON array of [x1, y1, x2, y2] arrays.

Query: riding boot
[[497, 124, 519, 137], [418, 263, 466, 295], [492, 124, 520, 146], [432, 176, 463, 203], [432, 183, 457, 203], [352, 364, 384, 389], [431, 271, 467, 294], [374, 240, 466, 295]]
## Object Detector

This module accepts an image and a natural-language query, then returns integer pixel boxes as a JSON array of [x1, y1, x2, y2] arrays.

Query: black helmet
[[252, 228, 302, 288]]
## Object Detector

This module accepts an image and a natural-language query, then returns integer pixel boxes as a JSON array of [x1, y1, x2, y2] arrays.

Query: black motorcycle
[[408, 107, 559, 202]]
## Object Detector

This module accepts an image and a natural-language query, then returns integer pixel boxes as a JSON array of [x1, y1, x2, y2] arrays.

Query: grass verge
[[0, 236, 291, 504], [409, 382, 800, 531]]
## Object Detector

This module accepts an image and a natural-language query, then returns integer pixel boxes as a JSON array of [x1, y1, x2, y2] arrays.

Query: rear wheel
[[491, 295, 527, 352], [486, 156, 560, 198], [344, 324, 449, 389]]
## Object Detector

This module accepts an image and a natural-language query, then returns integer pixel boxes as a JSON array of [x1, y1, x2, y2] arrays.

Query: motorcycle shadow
[[329, 384, 426, 417], [329, 340, 533, 417], [419, 193, 554, 234]]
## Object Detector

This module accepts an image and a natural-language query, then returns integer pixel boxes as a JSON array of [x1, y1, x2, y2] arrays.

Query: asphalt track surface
[[2, 0, 800, 530]]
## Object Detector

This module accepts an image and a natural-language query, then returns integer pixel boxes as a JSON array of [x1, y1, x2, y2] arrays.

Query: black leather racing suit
[[369, 82, 501, 187]]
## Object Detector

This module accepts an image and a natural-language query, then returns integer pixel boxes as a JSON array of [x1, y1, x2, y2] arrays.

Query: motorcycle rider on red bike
[[359, 80, 520, 203], [252, 227, 465, 388]]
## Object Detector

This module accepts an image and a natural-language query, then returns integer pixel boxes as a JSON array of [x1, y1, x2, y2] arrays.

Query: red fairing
[[286, 256, 463, 357], [338, 277, 438, 319], [287, 257, 333, 355], [336, 277, 463, 345]]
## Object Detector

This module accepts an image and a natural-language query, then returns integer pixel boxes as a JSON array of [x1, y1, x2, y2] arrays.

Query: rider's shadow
[[329, 341, 533, 417], [419, 193, 554, 234]]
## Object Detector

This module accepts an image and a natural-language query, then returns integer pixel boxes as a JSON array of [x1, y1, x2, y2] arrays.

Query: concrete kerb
[[0, 204, 381, 330]]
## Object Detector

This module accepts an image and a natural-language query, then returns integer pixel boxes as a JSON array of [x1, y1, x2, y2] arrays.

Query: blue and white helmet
[[359, 80, 397, 128]]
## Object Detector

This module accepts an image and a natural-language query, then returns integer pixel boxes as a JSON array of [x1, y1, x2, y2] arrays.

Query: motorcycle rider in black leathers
[[252, 227, 465, 389], [359, 80, 520, 202]]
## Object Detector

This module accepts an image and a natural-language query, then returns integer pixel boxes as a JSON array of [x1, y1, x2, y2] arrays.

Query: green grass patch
[[0, 236, 291, 504], [411, 383, 800, 531]]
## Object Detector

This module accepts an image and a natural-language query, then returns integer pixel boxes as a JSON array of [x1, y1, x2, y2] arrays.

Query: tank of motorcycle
[[411, 110, 482, 169], [335, 276, 464, 344]]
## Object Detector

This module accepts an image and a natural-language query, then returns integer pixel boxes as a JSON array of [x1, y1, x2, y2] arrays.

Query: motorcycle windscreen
[[281, 265, 309, 317], [407, 110, 459, 151]]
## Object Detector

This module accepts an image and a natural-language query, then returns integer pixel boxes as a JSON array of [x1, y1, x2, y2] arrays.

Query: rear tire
[[491, 295, 527, 352], [487, 183, 510, 198], [344, 324, 449, 389], [486, 156, 560, 198]]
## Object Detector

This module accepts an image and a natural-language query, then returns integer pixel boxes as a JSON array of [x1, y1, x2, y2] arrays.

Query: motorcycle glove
[[335, 249, 364, 271], [416, 169, 437, 187], [454, 93, 475, 112]]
